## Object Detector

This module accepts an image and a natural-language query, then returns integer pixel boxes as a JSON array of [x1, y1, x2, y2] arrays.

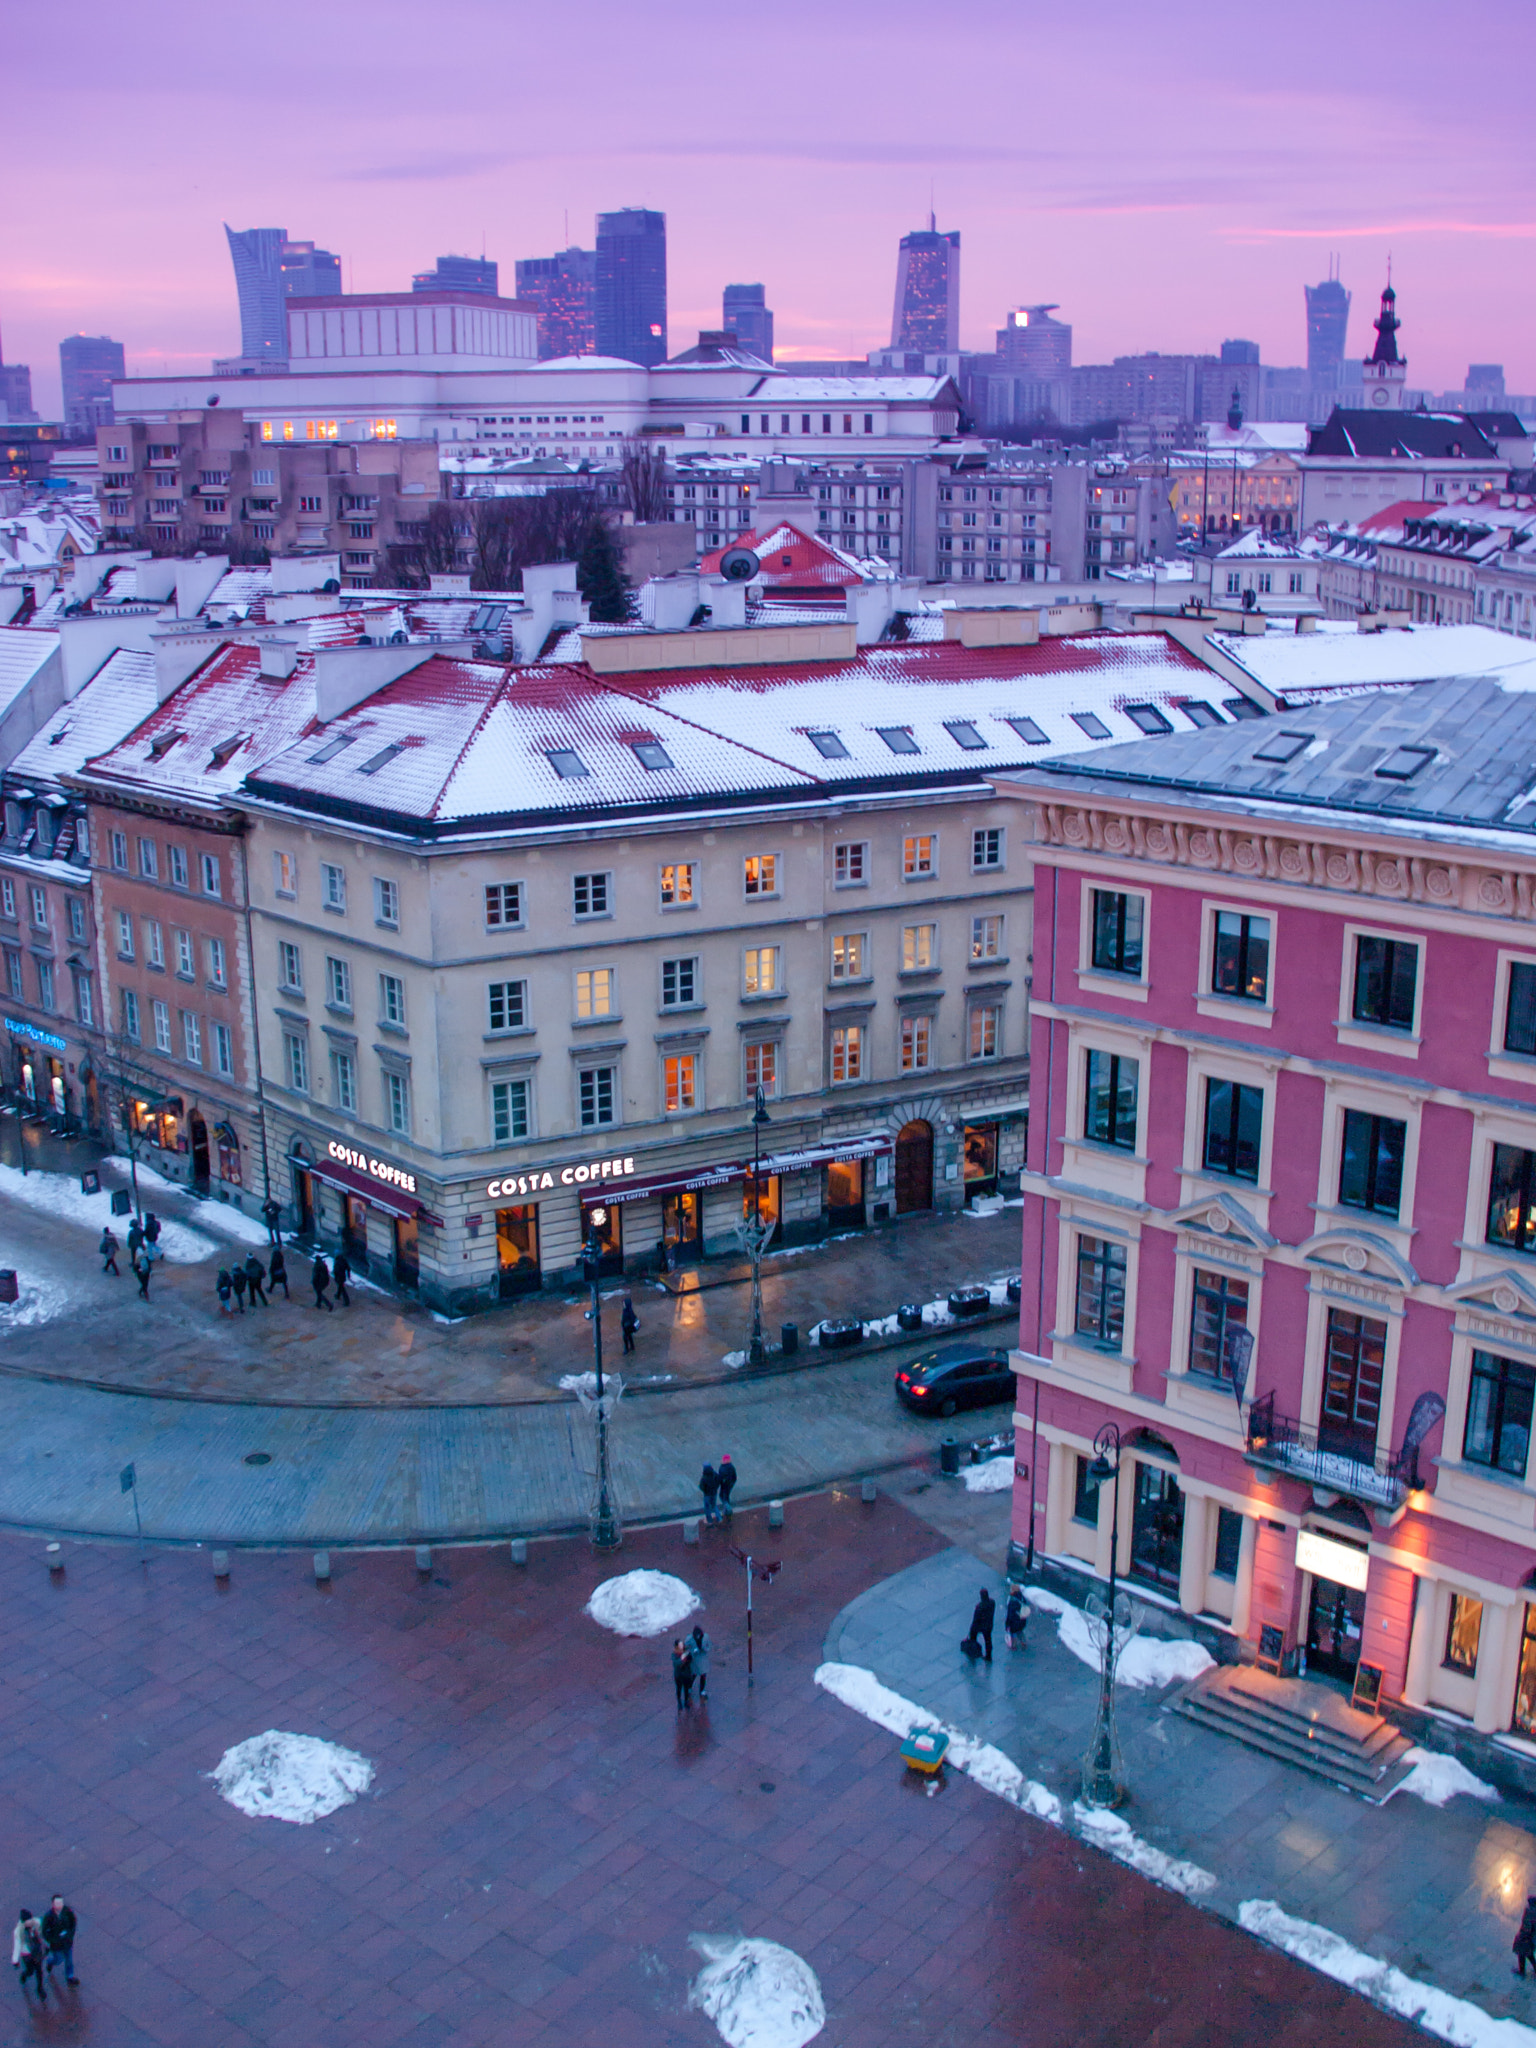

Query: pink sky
[[4, 0, 1533, 414]]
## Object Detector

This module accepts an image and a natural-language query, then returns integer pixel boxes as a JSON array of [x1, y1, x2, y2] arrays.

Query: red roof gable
[[700, 522, 871, 589]]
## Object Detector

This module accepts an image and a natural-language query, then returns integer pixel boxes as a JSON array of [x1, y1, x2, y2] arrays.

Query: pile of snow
[[559, 1372, 598, 1394], [822, 1274, 1016, 1345], [1388, 1747, 1498, 1808], [688, 1935, 825, 2048], [962, 1456, 1016, 1494], [0, 1269, 71, 1330], [109, 1157, 271, 1247], [1239, 1900, 1529, 2046], [962, 1196, 1024, 1218], [0, 1162, 216, 1261], [209, 1731, 373, 1824], [1025, 1589, 1214, 1689], [1072, 1804, 1215, 1897], [585, 1569, 701, 1637]]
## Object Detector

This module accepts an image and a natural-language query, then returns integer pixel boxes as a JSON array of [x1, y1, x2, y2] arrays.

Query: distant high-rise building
[[1467, 364, 1506, 397], [0, 318, 35, 422], [1220, 338, 1261, 366], [1304, 268, 1351, 388], [413, 254, 498, 296], [514, 248, 597, 359], [891, 218, 960, 354], [722, 284, 773, 363], [996, 305, 1071, 378], [594, 210, 667, 366], [224, 226, 342, 363], [60, 334, 125, 435]]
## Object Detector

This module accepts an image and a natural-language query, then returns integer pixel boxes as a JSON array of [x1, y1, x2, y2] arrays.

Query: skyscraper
[[515, 248, 597, 359], [891, 218, 960, 353], [60, 334, 125, 435], [1304, 267, 1351, 388], [995, 305, 1071, 378], [722, 284, 773, 364], [413, 255, 498, 296], [595, 209, 667, 366], [224, 226, 342, 363], [0, 317, 34, 422]]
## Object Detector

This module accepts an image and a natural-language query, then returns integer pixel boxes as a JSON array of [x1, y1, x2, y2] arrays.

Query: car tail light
[[911, 1384, 929, 1396]]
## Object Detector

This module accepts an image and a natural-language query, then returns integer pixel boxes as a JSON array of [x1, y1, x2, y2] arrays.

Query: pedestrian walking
[[132, 1249, 153, 1301], [126, 1217, 144, 1261], [268, 1244, 289, 1300], [1004, 1588, 1027, 1651], [144, 1213, 162, 1250], [98, 1227, 119, 1276], [216, 1268, 233, 1317], [331, 1251, 352, 1306], [671, 1638, 694, 1711], [243, 1251, 267, 1308], [230, 1262, 248, 1313], [12, 1910, 45, 2003], [962, 1586, 996, 1664], [717, 1453, 737, 1518], [311, 1255, 333, 1311], [1515, 1896, 1536, 1977], [620, 1293, 638, 1354], [41, 1897, 76, 1988], [261, 1195, 282, 1246], [689, 1623, 712, 1702], [699, 1463, 721, 1527]]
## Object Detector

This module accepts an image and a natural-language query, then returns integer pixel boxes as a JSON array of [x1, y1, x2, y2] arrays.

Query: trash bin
[[940, 1437, 960, 1477], [781, 1321, 799, 1356], [897, 1302, 924, 1332]]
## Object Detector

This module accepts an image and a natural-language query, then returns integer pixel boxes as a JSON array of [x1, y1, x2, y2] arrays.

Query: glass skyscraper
[[225, 226, 341, 363], [515, 248, 597, 358], [60, 334, 125, 435], [722, 284, 773, 364], [1305, 271, 1351, 389], [595, 210, 666, 366], [413, 255, 498, 296], [891, 219, 960, 354]]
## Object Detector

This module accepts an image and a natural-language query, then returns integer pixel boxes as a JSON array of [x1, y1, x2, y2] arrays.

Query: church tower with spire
[[1363, 276, 1407, 410]]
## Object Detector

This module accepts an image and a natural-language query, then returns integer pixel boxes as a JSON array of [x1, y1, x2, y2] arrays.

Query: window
[[1211, 911, 1270, 1003], [808, 732, 849, 760], [972, 914, 1003, 962], [1463, 1347, 1536, 1477], [1005, 716, 1049, 747], [900, 1015, 932, 1072], [110, 831, 128, 871], [831, 932, 866, 981], [546, 748, 589, 780], [901, 924, 935, 972], [174, 929, 194, 979], [0, 951, 14, 1000], [273, 851, 298, 897], [1506, 963, 1536, 1055], [1125, 703, 1173, 736], [282, 1028, 309, 1090], [1073, 1456, 1100, 1525], [661, 958, 697, 1008], [121, 989, 140, 1040], [145, 920, 164, 969], [325, 956, 352, 1010], [1070, 712, 1111, 741], [573, 872, 610, 918], [213, 1022, 233, 1077], [1091, 890, 1143, 976], [972, 827, 1003, 871], [137, 836, 158, 879], [1353, 934, 1418, 1031], [1075, 1235, 1126, 1349], [27, 886, 45, 930], [744, 1040, 778, 1097], [579, 1065, 616, 1127], [374, 877, 399, 926], [476, 880, 524, 931], [492, 1078, 530, 1144], [1212, 1507, 1244, 1579], [664, 1053, 697, 1113], [36, 959, 54, 1010], [743, 854, 777, 897], [380, 974, 406, 1027], [743, 946, 779, 995], [632, 740, 674, 771], [0, 878, 11, 920], [831, 1024, 863, 1083], [153, 999, 171, 1053], [902, 835, 935, 879], [1084, 1050, 1138, 1149], [1488, 1142, 1536, 1252], [659, 864, 695, 907], [576, 968, 614, 1018], [332, 1048, 356, 1111], [1189, 1269, 1248, 1381], [1339, 1110, 1406, 1218], [75, 974, 93, 1027], [1203, 1078, 1263, 1181], [1322, 1308, 1386, 1446], [834, 842, 867, 886], [278, 941, 302, 993], [385, 1070, 409, 1135], [969, 1004, 1001, 1060], [182, 1012, 202, 1065], [1444, 1593, 1483, 1676], [199, 853, 220, 897], [877, 726, 920, 755], [946, 721, 986, 750], [1177, 700, 1223, 730], [488, 979, 526, 1031], [321, 863, 346, 912], [116, 910, 134, 959], [207, 937, 226, 988]]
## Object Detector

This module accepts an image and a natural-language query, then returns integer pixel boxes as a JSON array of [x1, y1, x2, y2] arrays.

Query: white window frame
[[484, 880, 523, 929], [321, 862, 347, 913], [1336, 919, 1424, 1061], [374, 876, 400, 928], [379, 973, 406, 1028], [573, 871, 611, 920], [326, 956, 353, 1011], [153, 999, 172, 1053], [971, 913, 1005, 963], [199, 852, 221, 898], [491, 1076, 530, 1144], [213, 1021, 234, 1077], [273, 850, 298, 898], [901, 923, 937, 973], [743, 945, 781, 997], [833, 841, 869, 888], [575, 966, 615, 1019], [1077, 877, 1151, 1003], [1197, 897, 1277, 1028], [971, 826, 1005, 872], [659, 863, 696, 909], [901, 833, 937, 881], [743, 853, 779, 899]]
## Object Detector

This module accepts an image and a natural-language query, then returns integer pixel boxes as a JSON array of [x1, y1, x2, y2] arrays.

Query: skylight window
[[1125, 704, 1173, 736], [1252, 730, 1312, 764], [1070, 712, 1112, 740], [547, 748, 590, 779], [308, 734, 357, 765], [1175, 700, 1223, 729], [1223, 696, 1264, 721], [1376, 745, 1436, 781], [876, 727, 921, 755], [470, 603, 507, 633], [631, 740, 675, 771], [1004, 716, 1049, 746], [356, 743, 405, 776], [944, 720, 987, 750], [807, 731, 849, 759]]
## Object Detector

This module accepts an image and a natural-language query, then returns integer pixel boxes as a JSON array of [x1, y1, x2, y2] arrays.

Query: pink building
[[999, 673, 1536, 1736]]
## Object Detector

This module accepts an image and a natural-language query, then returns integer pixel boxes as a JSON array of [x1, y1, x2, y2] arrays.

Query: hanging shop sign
[[487, 1153, 637, 1201], [326, 1139, 418, 1196]]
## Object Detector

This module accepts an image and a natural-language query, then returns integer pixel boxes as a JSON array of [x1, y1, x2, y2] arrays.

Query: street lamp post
[[738, 1085, 772, 1369], [585, 1205, 620, 1552], [1082, 1421, 1126, 1809]]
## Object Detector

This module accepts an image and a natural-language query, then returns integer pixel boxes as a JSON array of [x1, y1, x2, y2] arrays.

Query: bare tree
[[469, 498, 521, 591], [619, 438, 669, 524]]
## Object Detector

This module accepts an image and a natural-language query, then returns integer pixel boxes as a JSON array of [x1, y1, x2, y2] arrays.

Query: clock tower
[[1363, 278, 1407, 409]]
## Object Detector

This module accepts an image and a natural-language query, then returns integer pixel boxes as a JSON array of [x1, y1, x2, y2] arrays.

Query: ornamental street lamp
[[736, 1085, 772, 1368], [584, 1205, 621, 1552], [1081, 1421, 1127, 1809]]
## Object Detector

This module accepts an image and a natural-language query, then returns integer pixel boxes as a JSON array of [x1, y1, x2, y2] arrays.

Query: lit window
[[744, 1040, 777, 1097], [831, 933, 865, 981], [273, 850, 298, 897], [659, 864, 695, 907], [902, 835, 934, 878], [744, 854, 777, 896], [830, 1024, 863, 1083], [664, 1053, 696, 1113], [576, 968, 614, 1019], [743, 946, 779, 996], [969, 1004, 1001, 1060], [901, 1015, 932, 1072], [972, 914, 1003, 961], [902, 924, 935, 972]]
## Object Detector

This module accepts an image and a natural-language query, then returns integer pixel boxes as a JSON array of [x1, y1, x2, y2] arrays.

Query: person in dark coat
[[243, 1252, 267, 1308], [620, 1294, 638, 1354], [268, 1244, 289, 1299], [126, 1218, 144, 1261], [699, 1463, 721, 1527], [216, 1268, 233, 1317], [132, 1249, 152, 1301], [98, 1228, 119, 1276], [689, 1623, 712, 1702], [230, 1262, 247, 1313], [1515, 1896, 1536, 1976], [964, 1587, 996, 1663], [331, 1251, 352, 1306], [12, 1909, 45, 2003], [717, 1454, 737, 1518], [1004, 1588, 1027, 1651], [143, 1213, 161, 1249], [41, 1897, 76, 1987], [261, 1195, 282, 1246], [671, 1639, 694, 1711], [311, 1255, 333, 1311]]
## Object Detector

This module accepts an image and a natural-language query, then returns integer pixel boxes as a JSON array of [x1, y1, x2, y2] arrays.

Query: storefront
[[494, 1204, 540, 1298], [301, 1140, 439, 1291], [963, 1122, 1000, 1201], [4, 1017, 68, 1118]]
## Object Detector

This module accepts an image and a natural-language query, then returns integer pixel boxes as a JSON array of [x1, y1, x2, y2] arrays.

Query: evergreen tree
[[576, 518, 635, 623]]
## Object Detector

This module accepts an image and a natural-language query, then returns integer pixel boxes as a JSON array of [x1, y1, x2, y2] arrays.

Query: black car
[[894, 1344, 1013, 1418]]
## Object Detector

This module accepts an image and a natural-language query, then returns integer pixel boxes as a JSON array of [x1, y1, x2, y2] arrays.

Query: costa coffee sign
[[487, 1153, 636, 1201], [327, 1140, 419, 1196]]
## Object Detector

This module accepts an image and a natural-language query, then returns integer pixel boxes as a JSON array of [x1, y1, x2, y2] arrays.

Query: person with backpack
[[98, 1228, 119, 1276], [215, 1269, 234, 1317], [311, 1255, 333, 1310], [230, 1262, 247, 1313], [12, 1909, 45, 2004], [144, 1213, 162, 1252], [243, 1251, 268, 1308]]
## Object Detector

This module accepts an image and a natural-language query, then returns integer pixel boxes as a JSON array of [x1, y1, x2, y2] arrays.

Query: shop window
[[826, 1156, 864, 1217], [1084, 1050, 1138, 1150], [488, 979, 526, 1031], [901, 924, 936, 972], [963, 1124, 998, 1190], [579, 1065, 616, 1128], [830, 1024, 862, 1083], [1443, 1593, 1483, 1676], [1091, 889, 1143, 976], [1463, 1348, 1535, 1477], [1189, 1269, 1248, 1381], [744, 1039, 778, 1097], [1202, 1078, 1262, 1180], [1505, 962, 1536, 1055], [1338, 1110, 1406, 1217], [663, 1053, 696, 1114], [496, 1206, 540, 1297], [1074, 1235, 1126, 1350], [659, 863, 695, 907], [1072, 1455, 1099, 1525], [1353, 934, 1418, 1031], [1211, 911, 1270, 1003], [900, 1015, 932, 1073], [492, 1078, 530, 1143], [1212, 1507, 1244, 1579], [1487, 1143, 1536, 1252]]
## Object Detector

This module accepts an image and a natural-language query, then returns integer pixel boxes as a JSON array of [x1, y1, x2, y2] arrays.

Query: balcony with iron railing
[[1244, 1391, 1411, 1511]]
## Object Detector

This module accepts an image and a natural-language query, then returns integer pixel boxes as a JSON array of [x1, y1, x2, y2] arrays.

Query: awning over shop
[[754, 1135, 893, 1177], [307, 1156, 441, 1225], [582, 1161, 747, 1209]]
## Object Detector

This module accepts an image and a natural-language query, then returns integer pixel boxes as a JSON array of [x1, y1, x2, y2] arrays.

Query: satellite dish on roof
[[718, 546, 760, 583]]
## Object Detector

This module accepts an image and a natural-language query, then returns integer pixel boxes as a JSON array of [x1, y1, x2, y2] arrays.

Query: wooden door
[[894, 1121, 933, 1213]]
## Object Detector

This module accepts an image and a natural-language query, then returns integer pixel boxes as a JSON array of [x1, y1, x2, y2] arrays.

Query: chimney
[[258, 635, 300, 679], [311, 637, 469, 723], [152, 627, 224, 704], [640, 572, 703, 632]]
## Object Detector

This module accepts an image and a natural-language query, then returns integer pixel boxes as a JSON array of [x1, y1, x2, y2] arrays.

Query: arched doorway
[[894, 1121, 933, 1214], [190, 1113, 211, 1194], [289, 1141, 315, 1236]]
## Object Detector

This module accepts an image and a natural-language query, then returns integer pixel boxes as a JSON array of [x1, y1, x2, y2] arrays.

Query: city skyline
[[2, 0, 1532, 412]]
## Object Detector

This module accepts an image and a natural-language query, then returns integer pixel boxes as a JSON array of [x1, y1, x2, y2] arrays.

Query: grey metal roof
[[1027, 674, 1536, 840]]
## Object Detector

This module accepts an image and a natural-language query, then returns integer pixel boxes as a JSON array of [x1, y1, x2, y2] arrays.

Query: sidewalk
[[826, 1488, 1536, 2041]]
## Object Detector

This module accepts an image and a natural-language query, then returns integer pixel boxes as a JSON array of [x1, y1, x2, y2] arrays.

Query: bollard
[[414, 1545, 432, 1574], [313, 1550, 331, 1583], [45, 1543, 62, 1574], [683, 1517, 700, 1546], [780, 1321, 799, 1357], [860, 1478, 877, 1504], [768, 1499, 784, 1529], [509, 1539, 528, 1566], [940, 1437, 960, 1477], [211, 1550, 230, 1579]]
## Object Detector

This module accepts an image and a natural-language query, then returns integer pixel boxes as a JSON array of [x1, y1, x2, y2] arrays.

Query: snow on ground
[[688, 1935, 825, 2048], [962, 1196, 1025, 1218], [0, 1268, 72, 1330], [821, 1273, 1018, 1344], [209, 1731, 373, 1824], [559, 1372, 598, 1394], [962, 1456, 1016, 1493], [1025, 1589, 1215, 1689], [1387, 1747, 1499, 1809], [1239, 1900, 1536, 2048], [1071, 1804, 1215, 1898], [585, 1569, 701, 1637], [108, 1156, 271, 1246], [0, 1162, 217, 1261]]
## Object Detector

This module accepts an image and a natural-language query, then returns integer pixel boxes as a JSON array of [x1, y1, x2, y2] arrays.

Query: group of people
[[12, 1898, 76, 2003], [215, 1249, 352, 1314], [97, 1213, 163, 1299], [697, 1455, 737, 1526], [961, 1585, 1028, 1663], [671, 1624, 712, 1709]]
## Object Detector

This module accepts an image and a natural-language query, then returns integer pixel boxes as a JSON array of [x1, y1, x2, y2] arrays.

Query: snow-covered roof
[[0, 626, 59, 716], [9, 649, 158, 781], [1216, 529, 1312, 561], [81, 645, 324, 801], [1209, 621, 1536, 702], [749, 376, 950, 403]]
